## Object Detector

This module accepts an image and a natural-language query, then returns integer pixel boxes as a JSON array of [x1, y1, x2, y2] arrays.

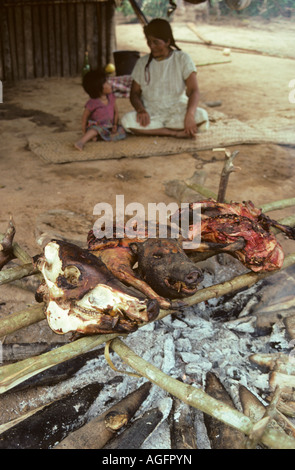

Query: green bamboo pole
[[261, 198, 295, 214], [0, 304, 45, 338], [180, 253, 295, 309], [0, 263, 38, 286], [184, 182, 295, 215], [0, 332, 119, 394]]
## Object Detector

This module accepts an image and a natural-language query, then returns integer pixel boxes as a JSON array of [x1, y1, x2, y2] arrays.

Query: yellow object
[[105, 63, 116, 74]]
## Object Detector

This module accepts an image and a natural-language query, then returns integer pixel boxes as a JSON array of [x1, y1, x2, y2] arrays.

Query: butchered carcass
[[35, 240, 159, 335], [88, 226, 203, 306], [129, 237, 203, 299], [173, 200, 294, 272]]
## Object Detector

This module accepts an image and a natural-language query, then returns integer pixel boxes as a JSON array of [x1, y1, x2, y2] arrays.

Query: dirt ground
[[0, 14, 295, 331]]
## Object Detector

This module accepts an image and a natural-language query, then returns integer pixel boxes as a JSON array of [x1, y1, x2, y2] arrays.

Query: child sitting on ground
[[75, 69, 126, 150]]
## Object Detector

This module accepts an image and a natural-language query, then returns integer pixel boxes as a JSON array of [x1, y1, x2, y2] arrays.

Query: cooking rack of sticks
[[1, 148, 295, 449]]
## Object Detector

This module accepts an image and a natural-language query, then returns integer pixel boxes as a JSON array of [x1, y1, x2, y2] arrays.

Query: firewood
[[249, 352, 295, 375], [0, 263, 39, 286], [0, 342, 61, 363], [103, 407, 163, 449], [270, 400, 295, 418], [0, 219, 33, 268], [55, 382, 152, 449], [0, 383, 103, 449], [170, 398, 197, 449], [10, 348, 103, 392], [256, 307, 295, 332], [284, 315, 295, 340], [239, 385, 265, 421], [250, 352, 290, 370], [203, 372, 246, 449], [270, 372, 295, 394], [240, 386, 295, 444], [0, 219, 16, 270], [0, 304, 45, 339]]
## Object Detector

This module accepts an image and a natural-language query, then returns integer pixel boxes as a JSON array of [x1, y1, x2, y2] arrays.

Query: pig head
[[130, 238, 203, 299], [35, 240, 159, 335]]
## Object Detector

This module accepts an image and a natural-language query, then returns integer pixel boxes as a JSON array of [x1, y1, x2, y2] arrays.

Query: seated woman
[[121, 18, 209, 138]]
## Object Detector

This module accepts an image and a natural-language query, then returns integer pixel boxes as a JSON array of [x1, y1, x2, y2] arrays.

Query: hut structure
[[0, 0, 117, 81]]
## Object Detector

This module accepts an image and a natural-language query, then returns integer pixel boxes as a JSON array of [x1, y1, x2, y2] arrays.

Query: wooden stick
[[176, 36, 294, 60], [0, 263, 39, 286], [186, 22, 212, 45], [197, 59, 232, 67], [216, 149, 240, 203], [0, 304, 45, 339], [109, 338, 295, 449]]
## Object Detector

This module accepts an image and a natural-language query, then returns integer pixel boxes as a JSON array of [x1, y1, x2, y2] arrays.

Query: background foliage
[[117, 0, 295, 20]]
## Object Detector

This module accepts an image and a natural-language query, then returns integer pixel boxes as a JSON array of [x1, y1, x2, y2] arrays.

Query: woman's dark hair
[[143, 18, 181, 84], [82, 69, 106, 99], [143, 18, 179, 47]]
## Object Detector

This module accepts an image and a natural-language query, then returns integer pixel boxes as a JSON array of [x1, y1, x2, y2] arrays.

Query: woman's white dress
[[121, 50, 209, 131]]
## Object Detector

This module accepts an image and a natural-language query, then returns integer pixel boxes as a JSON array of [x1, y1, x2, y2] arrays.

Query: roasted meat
[[173, 200, 290, 272], [35, 240, 159, 335], [130, 237, 203, 299], [88, 224, 203, 306]]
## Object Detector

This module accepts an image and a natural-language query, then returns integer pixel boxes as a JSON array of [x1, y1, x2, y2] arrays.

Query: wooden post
[[14, 5, 26, 79], [67, 2, 77, 75], [54, 1, 62, 76], [23, 5, 34, 79], [47, 3, 57, 77], [76, 2, 85, 75], [32, 4, 43, 77], [40, 3, 49, 76], [0, 6, 12, 81], [7, 6, 18, 80], [85, 1, 95, 70]]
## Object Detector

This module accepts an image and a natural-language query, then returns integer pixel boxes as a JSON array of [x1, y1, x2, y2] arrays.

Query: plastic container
[[113, 50, 140, 76]]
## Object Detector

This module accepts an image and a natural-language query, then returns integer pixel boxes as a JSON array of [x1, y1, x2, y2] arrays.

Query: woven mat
[[28, 111, 295, 164]]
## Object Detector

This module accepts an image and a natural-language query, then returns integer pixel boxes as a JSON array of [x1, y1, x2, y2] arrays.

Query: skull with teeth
[[35, 240, 159, 335]]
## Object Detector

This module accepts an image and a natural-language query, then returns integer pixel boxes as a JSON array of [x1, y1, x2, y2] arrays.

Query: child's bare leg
[[75, 129, 98, 150]]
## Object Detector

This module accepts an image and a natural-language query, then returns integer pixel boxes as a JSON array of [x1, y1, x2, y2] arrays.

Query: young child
[[75, 69, 126, 150]]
